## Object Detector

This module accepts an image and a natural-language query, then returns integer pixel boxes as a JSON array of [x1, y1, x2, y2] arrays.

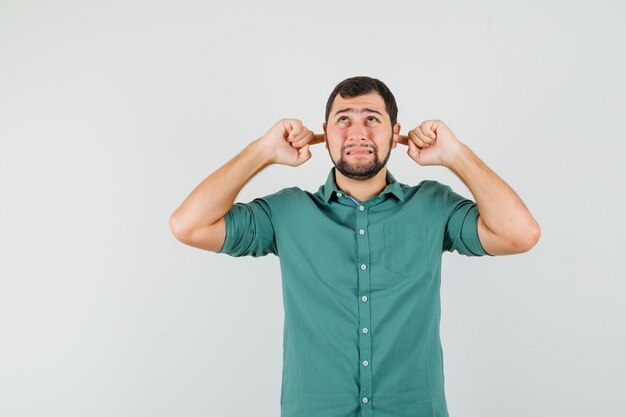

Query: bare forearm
[[169, 139, 273, 234], [445, 144, 540, 245]]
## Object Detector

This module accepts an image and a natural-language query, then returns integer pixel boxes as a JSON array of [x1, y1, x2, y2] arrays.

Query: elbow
[[169, 214, 190, 242], [520, 223, 541, 252]]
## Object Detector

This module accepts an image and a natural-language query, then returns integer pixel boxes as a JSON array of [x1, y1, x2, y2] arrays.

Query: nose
[[347, 125, 369, 143]]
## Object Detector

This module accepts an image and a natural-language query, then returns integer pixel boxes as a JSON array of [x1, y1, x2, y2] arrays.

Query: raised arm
[[169, 119, 323, 252], [398, 119, 541, 256]]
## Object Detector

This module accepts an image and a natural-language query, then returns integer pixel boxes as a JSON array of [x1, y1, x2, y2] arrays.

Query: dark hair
[[325, 76, 398, 126]]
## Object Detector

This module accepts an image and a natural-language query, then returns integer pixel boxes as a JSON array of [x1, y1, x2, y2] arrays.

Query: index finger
[[311, 133, 326, 145], [396, 134, 409, 145]]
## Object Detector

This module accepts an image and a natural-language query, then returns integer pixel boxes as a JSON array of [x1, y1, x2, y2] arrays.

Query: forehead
[[330, 92, 386, 114]]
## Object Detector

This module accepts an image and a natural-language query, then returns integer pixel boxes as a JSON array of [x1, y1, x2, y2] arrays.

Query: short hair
[[325, 76, 398, 126]]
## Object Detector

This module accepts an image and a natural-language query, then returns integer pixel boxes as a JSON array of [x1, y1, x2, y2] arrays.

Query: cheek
[[326, 137, 343, 153]]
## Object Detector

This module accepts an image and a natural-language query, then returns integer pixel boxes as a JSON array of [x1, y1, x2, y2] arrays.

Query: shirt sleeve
[[216, 189, 286, 258], [440, 184, 494, 257]]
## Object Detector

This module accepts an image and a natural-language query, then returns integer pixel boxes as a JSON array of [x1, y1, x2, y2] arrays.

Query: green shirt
[[218, 167, 493, 417]]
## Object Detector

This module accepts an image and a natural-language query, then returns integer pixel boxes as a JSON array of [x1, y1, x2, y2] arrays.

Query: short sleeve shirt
[[218, 167, 493, 417]]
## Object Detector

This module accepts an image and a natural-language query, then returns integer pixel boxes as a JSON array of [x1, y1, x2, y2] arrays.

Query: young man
[[169, 76, 540, 417]]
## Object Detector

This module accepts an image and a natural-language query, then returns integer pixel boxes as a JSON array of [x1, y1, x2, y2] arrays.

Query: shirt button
[[361, 295, 368, 302], [362, 327, 368, 334], [336, 192, 342, 197], [358, 229, 365, 235], [362, 360, 369, 366], [362, 397, 369, 403], [360, 264, 367, 270], [358, 205, 365, 211]]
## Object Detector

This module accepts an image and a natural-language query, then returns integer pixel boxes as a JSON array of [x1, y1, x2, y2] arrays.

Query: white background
[[1, 1, 625, 416]]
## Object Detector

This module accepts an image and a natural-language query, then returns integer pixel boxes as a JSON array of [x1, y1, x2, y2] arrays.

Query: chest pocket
[[383, 222, 430, 278]]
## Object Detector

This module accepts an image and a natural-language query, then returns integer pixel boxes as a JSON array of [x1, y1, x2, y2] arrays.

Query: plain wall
[[1, 0, 625, 416]]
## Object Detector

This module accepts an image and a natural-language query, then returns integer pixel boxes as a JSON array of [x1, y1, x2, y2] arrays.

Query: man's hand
[[258, 119, 325, 167], [396, 119, 465, 167]]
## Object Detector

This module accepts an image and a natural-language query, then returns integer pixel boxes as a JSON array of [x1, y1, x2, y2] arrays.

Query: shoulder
[[400, 179, 451, 201], [420, 179, 452, 192], [252, 186, 300, 203], [276, 186, 305, 199]]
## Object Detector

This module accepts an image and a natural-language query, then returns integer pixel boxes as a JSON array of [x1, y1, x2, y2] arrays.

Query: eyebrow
[[333, 108, 383, 118]]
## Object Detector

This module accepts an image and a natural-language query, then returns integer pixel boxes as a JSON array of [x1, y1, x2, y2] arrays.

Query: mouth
[[345, 147, 374, 156]]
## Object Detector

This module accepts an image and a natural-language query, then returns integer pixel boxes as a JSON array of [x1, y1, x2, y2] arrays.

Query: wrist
[[250, 138, 276, 167], [443, 143, 470, 169]]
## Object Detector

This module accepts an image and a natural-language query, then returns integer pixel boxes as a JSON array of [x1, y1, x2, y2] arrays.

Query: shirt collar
[[321, 167, 405, 203]]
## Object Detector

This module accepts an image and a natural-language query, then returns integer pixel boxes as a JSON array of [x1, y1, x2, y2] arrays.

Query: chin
[[335, 159, 384, 180]]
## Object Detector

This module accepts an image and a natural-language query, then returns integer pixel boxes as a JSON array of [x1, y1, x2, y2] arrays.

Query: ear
[[392, 123, 401, 149], [323, 122, 328, 149]]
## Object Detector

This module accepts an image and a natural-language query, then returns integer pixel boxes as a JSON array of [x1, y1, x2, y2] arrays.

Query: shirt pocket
[[383, 222, 430, 278]]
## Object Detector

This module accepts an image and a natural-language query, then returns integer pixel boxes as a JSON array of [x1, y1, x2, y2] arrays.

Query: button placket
[[356, 204, 372, 415]]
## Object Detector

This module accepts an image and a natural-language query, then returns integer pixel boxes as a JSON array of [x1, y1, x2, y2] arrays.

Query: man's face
[[323, 92, 400, 180]]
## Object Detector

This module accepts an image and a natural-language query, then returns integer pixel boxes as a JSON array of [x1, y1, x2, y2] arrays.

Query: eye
[[337, 116, 379, 123]]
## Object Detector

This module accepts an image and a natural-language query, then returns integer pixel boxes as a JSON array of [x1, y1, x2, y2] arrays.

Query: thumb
[[297, 144, 311, 164], [407, 138, 420, 159]]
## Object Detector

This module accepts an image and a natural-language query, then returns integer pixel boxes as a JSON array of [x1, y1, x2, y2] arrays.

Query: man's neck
[[334, 167, 388, 203]]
